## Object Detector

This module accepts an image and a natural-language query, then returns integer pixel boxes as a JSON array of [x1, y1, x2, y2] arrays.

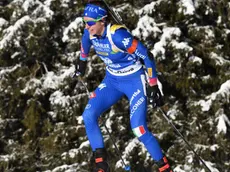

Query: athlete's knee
[[132, 125, 155, 144], [132, 125, 148, 140], [82, 106, 98, 126]]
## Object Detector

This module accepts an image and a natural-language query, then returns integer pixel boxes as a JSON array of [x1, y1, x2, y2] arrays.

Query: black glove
[[147, 85, 164, 108], [73, 60, 87, 77]]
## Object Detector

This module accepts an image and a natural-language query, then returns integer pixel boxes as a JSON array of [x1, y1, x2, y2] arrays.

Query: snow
[[210, 144, 219, 151], [62, 149, 79, 159], [137, 1, 161, 15], [171, 40, 193, 54], [173, 165, 192, 172], [210, 52, 230, 66], [0, 154, 15, 162], [44, 0, 54, 7], [167, 109, 178, 120], [20, 65, 76, 114], [195, 80, 230, 111], [22, 0, 54, 19], [178, 0, 195, 15], [60, 0, 72, 8], [152, 27, 182, 59], [79, 140, 90, 149], [76, 116, 84, 125], [49, 90, 71, 107], [217, 16, 222, 24], [0, 0, 54, 49], [189, 55, 203, 64], [132, 15, 162, 40], [138, 0, 196, 16], [202, 26, 215, 39], [0, 18, 8, 29], [20, 78, 41, 94], [49, 163, 82, 172], [103, 108, 116, 133], [0, 65, 22, 94], [42, 66, 75, 90], [224, 29, 230, 35], [216, 109, 230, 134], [11, 51, 21, 59], [210, 80, 230, 103], [174, 156, 220, 172], [62, 17, 83, 42], [196, 99, 212, 112], [1, 1, 229, 172], [203, 161, 220, 172], [0, 15, 31, 49], [22, 0, 37, 11], [0, 64, 21, 78], [192, 79, 230, 135], [115, 138, 141, 169], [189, 26, 215, 44]]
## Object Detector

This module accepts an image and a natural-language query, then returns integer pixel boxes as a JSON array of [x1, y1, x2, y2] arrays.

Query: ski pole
[[77, 77, 131, 171], [101, 121, 131, 171], [158, 107, 212, 172]]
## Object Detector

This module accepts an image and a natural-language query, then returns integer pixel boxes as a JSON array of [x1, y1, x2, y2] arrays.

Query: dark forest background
[[0, 0, 230, 172]]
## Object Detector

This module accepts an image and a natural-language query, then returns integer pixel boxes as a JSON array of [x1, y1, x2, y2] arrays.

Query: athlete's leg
[[123, 73, 164, 161], [123, 73, 173, 171], [82, 77, 123, 151]]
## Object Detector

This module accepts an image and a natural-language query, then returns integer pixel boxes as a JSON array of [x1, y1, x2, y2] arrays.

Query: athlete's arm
[[113, 28, 158, 86], [76, 29, 92, 76], [80, 29, 92, 61]]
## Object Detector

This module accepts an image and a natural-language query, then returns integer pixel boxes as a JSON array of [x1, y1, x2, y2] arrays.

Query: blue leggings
[[82, 70, 163, 161]]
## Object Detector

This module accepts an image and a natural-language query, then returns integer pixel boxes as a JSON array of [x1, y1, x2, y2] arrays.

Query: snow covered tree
[[0, 0, 229, 171]]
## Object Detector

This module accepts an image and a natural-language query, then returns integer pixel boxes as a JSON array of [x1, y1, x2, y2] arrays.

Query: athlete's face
[[83, 17, 105, 36]]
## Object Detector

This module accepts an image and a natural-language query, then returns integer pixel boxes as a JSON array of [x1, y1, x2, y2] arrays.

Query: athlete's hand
[[147, 85, 164, 108], [72, 60, 87, 78]]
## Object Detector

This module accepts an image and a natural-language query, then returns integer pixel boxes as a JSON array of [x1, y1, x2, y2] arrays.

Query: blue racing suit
[[80, 24, 164, 161]]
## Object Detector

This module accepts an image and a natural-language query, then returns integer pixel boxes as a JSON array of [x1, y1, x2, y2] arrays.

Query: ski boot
[[93, 148, 110, 172], [156, 156, 173, 172]]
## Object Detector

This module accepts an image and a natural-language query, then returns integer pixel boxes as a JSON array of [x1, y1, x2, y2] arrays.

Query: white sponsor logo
[[122, 37, 131, 48], [85, 104, 91, 109], [109, 63, 121, 68], [101, 57, 121, 68], [101, 57, 113, 65], [98, 83, 106, 90], [92, 40, 110, 49], [106, 61, 142, 76], [130, 89, 141, 105], [135, 49, 146, 59], [127, 57, 133, 60], [108, 67, 134, 75], [85, 6, 98, 13], [130, 97, 145, 118]]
